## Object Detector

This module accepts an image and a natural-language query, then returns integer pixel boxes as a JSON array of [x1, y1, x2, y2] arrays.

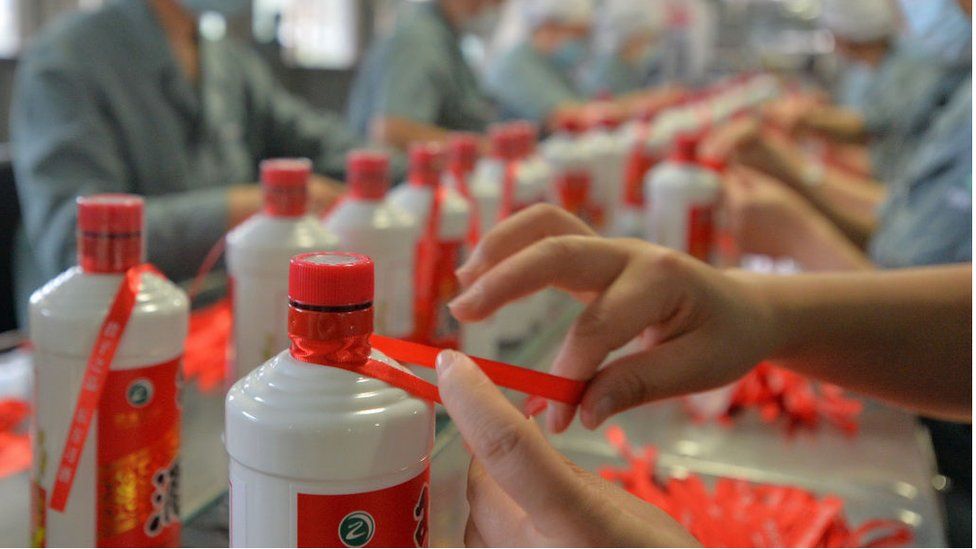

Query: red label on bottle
[[687, 204, 715, 262], [413, 240, 462, 349], [96, 357, 182, 547], [297, 468, 430, 548]]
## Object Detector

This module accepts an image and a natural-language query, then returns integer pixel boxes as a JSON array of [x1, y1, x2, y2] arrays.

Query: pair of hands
[[434, 204, 788, 545]]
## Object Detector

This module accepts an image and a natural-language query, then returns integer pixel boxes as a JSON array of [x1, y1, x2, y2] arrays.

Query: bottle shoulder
[[30, 267, 188, 320], [227, 214, 339, 253]]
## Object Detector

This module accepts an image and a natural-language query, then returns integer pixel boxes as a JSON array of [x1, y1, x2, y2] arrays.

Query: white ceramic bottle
[[613, 111, 678, 238], [472, 124, 541, 344], [226, 159, 339, 381], [444, 134, 500, 360], [225, 252, 435, 547], [644, 135, 720, 262], [323, 151, 420, 339], [387, 143, 470, 348], [30, 195, 188, 547]]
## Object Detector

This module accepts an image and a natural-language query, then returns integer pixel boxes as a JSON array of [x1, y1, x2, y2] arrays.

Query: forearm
[[369, 116, 451, 152], [758, 139, 880, 248], [800, 107, 867, 143], [787, 211, 874, 271], [756, 265, 972, 421]]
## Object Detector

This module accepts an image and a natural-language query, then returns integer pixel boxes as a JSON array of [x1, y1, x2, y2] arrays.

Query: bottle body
[[226, 215, 338, 381], [471, 159, 544, 343], [387, 184, 470, 349], [30, 269, 188, 547], [645, 163, 720, 261], [323, 201, 420, 339], [226, 349, 434, 547]]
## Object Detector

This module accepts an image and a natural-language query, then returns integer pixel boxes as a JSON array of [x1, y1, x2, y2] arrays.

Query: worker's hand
[[721, 166, 821, 258], [451, 205, 775, 433], [227, 184, 263, 228], [703, 117, 807, 192], [308, 175, 345, 214], [435, 349, 700, 547], [762, 96, 816, 134]]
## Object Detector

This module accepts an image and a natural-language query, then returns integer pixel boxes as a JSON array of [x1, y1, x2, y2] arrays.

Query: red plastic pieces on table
[[0, 398, 30, 478], [599, 426, 913, 548], [183, 297, 232, 393], [686, 362, 864, 435]]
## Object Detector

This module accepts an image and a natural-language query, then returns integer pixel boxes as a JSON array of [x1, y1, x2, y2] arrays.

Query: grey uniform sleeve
[[373, 35, 444, 125], [488, 49, 582, 122], [239, 48, 363, 180], [11, 51, 229, 283]]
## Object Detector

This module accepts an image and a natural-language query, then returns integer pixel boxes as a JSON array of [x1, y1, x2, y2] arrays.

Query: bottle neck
[[288, 302, 373, 367], [78, 231, 143, 274], [263, 185, 308, 217]]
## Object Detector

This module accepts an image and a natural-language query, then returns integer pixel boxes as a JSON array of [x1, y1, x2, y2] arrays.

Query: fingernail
[[592, 397, 614, 426], [448, 283, 484, 314], [436, 350, 458, 374]]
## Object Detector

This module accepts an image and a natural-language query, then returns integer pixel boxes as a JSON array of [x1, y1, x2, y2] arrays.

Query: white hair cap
[[595, 0, 666, 53], [522, 0, 595, 29], [821, 0, 897, 43]]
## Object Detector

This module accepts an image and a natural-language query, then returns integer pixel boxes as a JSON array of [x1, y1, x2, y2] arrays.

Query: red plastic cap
[[347, 150, 390, 200], [555, 116, 584, 136], [448, 133, 480, 174], [510, 121, 539, 157], [488, 124, 519, 160], [76, 194, 144, 273], [669, 134, 700, 165], [408, 143, 444, 187], [289, 252, 374, 308], [260, 158, 311, 216]]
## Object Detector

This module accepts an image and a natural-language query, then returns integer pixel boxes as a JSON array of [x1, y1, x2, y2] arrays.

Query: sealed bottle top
[[347, 150, 390, 201], [77, 193, 144, 274], [554, 116, 585, 136], [488, 124, 520, 161], [669, 134, 701, 165], [289, 252, 374, 309], [448, 132, 480, 176], [408, 143, 444, 188], [261, 158, 312, 217], [510, 120, 540, 157]]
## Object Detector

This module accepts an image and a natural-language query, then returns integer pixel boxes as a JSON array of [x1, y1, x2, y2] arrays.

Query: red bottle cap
[[289, 252, 374, 308], [347, 150, 390, 200], [510, 121, 539, 157], [76, 194, 144, 273], [555, 116, 584, 136], [669, 134, 700, 165], [408, 143, 444, 187], [488, 124, 519, 161], [260, 158, 311, 217], [448, 133, 480, 175]]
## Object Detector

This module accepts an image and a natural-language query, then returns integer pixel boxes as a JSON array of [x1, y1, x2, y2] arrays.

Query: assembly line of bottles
[[28, 72, 781, 547]]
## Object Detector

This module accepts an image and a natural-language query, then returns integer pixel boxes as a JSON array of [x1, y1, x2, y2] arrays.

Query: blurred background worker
[[10, 0, 365, 325], [769, 0, 964, 183], [581, 0, 667, 98], [484, 0, 594, 126], [347, 0, 504, 151]]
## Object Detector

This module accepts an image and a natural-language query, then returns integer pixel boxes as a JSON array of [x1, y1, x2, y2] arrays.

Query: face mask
[[462, 5, 501, 39], [181, 0, 249, 17], [550, 38, 587, 72], [897, 0, 971, 65]]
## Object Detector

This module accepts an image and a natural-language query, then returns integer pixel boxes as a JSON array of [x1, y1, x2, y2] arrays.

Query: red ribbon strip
[[370, 334, 586, 406], [49, 263, 162, 512]]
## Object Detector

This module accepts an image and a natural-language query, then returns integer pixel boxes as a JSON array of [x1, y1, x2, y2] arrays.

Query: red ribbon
[[49, 263, 163, 512], [370, 334, 586, 406], [498, 161, 519, 221]]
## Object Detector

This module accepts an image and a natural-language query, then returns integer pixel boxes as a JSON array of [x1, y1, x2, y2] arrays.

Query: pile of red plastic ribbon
[[599, 426, 912, 547], [686, 363, 864, 435], [0, 398, 30, 478], [183, 297, 232, 393]]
